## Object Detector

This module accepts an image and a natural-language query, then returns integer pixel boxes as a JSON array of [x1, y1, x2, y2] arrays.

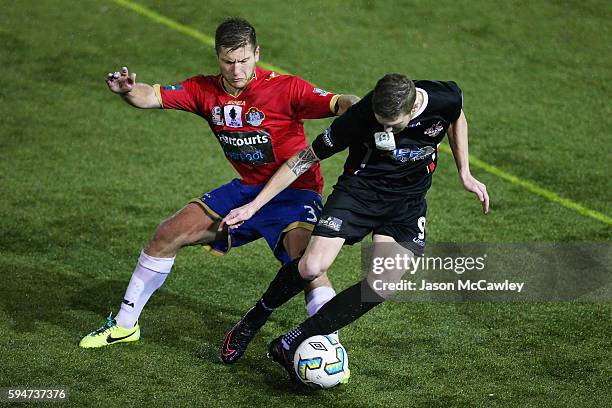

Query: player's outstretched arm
[[105, 66, 161, 109], [223, 146, 321, 228], [335, 94, 361, 115], [447, 110, 490, 214]]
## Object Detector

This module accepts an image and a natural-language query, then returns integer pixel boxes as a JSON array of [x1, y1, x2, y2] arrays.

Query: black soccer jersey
[[311, 80, 463, 198]]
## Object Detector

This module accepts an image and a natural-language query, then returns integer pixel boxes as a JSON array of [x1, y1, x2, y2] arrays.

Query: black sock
[[244, 257, 311, 326], [282, 278, 385, 353], [243, 299, 274, 329]]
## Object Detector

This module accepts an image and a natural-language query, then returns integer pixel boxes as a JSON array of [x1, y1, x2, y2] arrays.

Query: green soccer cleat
[[79, 313, 140, 348]]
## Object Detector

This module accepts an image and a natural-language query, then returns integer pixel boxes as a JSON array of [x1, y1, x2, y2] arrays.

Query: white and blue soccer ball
[[293, 334, 350, 389]]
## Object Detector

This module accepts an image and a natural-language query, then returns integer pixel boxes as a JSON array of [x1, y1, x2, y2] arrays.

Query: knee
[[298, 256, 329, 281]]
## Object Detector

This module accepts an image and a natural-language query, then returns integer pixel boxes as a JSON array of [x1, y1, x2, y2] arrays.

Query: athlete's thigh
[[283, 227, 312, 260], [366, 234, 415, 299], [256, 187, 323, 263], [189, 179, 259, 257], [300, 235, 345, 275], [157, 202, 223, 245]]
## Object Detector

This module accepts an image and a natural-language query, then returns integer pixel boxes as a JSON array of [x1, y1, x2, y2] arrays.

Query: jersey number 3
[[304, 205, 318, 223]]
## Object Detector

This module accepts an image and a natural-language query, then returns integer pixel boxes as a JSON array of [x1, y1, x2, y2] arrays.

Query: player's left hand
[[221, 203, 258, 230], [461, 174, 489, 214]]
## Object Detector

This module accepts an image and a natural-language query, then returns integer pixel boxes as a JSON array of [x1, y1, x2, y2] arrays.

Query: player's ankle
[[244, 299, 274, 328]]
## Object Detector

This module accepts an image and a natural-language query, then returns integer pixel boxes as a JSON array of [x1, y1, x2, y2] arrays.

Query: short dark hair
[[215, 17, 257, 54], [372, 74, 416, 118]]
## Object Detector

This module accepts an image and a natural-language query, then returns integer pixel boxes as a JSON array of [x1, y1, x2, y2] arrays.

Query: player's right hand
[[106, 66, 136, 94], [221, 203, 258, 230]]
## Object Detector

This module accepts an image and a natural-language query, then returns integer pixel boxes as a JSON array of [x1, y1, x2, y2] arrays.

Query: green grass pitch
[[1, 0, 610, 406]]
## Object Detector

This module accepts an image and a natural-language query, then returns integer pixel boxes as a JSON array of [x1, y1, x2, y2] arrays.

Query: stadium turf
[[1, 0, 610, 406]]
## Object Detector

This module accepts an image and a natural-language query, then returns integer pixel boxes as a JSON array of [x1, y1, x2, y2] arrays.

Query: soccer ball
[[293, 334, 350, 389]]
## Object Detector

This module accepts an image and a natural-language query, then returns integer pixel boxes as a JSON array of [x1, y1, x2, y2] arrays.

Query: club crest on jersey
[[224, 105, 243, 128], [211, 106, 224, 126], [162, 84, 183, 91], [424, 121, 444, 137], [245, 107, 265, 126], [313, 87, 330, 96]]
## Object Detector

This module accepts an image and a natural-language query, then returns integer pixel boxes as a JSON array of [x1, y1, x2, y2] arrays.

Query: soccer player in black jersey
[[221, 73, 489, 378]]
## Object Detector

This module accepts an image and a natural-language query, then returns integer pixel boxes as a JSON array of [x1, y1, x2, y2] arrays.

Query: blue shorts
[[190, 179, 323, 264]]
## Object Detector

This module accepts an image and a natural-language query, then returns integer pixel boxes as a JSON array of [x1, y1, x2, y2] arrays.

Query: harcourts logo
[[217, 130, 275, 165], [217, 133, 269, 146]]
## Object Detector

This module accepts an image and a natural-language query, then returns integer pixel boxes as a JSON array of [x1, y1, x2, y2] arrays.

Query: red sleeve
[[154, 76, 203, 114], [290, 76, 339, 119]]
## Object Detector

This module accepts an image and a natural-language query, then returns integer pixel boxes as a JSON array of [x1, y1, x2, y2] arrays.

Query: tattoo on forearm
[[286, 148, 318, 176]]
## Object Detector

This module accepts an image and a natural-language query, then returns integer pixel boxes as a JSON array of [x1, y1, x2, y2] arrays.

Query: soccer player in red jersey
[[79, 18, 359, 360]]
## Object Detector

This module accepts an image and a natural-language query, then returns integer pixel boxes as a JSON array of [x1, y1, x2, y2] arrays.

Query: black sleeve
[[311, 100, 363, 160], [444, 81, 463, 122]]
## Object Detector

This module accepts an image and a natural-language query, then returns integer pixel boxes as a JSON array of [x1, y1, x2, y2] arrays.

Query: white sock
[[306, 286, 339, 339], [115, 250, 174, 329], [306, 286, 336, 317]]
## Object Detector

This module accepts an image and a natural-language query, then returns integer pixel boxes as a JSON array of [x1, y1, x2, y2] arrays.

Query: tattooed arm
[[286, 146, 319, 177], [222, 146, 320, 227]]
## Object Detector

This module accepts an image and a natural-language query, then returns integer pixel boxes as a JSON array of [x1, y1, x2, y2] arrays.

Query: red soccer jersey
[[154, 66, 339, 194]]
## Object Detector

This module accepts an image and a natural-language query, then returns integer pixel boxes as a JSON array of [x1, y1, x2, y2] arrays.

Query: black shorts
[[312, 187, 427, 256]]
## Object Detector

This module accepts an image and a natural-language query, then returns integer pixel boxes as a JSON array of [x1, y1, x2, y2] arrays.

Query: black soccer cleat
[[267, 336, 299, 382], [220, 318, 261, 364]]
